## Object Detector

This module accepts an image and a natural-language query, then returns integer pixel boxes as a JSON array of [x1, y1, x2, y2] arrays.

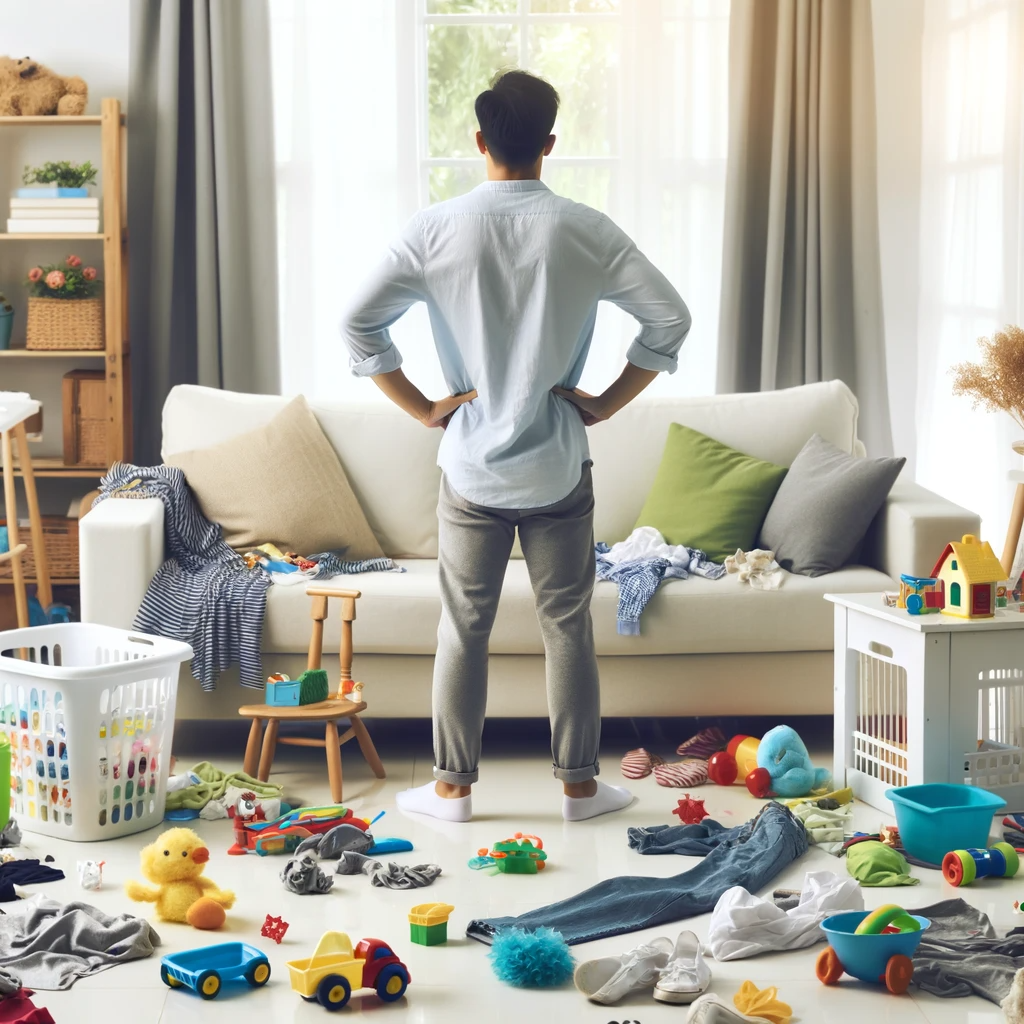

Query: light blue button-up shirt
[[341, 180, 691, 509]]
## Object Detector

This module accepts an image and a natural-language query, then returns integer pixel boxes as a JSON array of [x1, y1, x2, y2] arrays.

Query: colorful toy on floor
[[733, 981, 792, 1024], [262, 914, 289, 944], [77, 858, 103, 890], [816, 909, 930, 995], [942, 843, 1020, 886], [229, 804, 369, 856], [488, 926, 574, 988], [286, 931, 411, 1009], [125, 827, 236, 930], [408, 902, 454, 946], [479, 833, 547, 873], [672, 794, 709, 825], [368, 837, 413, 855], [755, 725, 831, 799], [854, 904, 922, 935], [160, 942, 270, 999], [897, 574, 944, 614], [708, 750, 738, 786]]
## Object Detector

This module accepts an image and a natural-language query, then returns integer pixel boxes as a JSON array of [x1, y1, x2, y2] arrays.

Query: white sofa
[[79, 380, 978, 721]]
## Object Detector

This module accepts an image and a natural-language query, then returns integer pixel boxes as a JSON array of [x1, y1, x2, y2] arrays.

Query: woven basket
[[0, 517, 79, 581], [26, 296, 104, 351]]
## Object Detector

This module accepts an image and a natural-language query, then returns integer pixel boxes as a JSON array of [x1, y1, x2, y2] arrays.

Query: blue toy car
[[160, 942, 271, 1000]]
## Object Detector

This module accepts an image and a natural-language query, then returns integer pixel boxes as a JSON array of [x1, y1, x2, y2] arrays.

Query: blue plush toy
[[756, 725, 831, 798]]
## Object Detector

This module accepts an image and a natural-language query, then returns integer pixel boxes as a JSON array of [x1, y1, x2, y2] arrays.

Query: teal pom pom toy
[[489, 927, 575, 987]]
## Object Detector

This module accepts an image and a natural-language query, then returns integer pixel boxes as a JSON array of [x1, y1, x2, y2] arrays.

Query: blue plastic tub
[[820, 912, 930, 984], [887, 784, 1005, 865]]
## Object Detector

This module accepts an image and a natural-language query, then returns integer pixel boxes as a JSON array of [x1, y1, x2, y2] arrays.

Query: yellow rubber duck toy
[[125, 827, 235, 930]]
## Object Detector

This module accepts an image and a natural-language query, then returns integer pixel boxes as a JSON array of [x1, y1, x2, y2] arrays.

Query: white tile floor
[[14, 742, 1011, 1024]]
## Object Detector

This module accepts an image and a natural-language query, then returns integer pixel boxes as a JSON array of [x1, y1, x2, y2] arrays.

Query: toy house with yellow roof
[[929, 534, 1005, 619]]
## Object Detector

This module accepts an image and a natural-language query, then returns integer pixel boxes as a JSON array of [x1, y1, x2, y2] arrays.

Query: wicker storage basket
[[0, 517, 79, 581], [26, 297, 104, 351]]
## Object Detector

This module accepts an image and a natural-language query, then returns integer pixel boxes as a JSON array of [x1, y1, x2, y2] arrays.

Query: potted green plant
[[0, 294, 13, 350], [24, 255, 103, 350], [22, 160, 98, 191]]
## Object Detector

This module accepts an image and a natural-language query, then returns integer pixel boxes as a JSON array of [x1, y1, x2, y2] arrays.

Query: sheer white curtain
[[269, 0, 730, 403], [915, 0, 1024, 538]]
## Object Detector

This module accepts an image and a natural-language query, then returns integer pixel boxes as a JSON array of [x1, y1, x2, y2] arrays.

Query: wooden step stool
[[238, 586, 385, 802]]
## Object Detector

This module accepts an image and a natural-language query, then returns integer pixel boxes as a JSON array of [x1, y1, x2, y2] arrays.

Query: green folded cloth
[[846, 840, 919, 886], [164, 761, 283, 811]]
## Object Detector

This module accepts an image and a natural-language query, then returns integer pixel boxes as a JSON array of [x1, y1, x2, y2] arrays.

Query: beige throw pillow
[[166, 395, 385, 559]]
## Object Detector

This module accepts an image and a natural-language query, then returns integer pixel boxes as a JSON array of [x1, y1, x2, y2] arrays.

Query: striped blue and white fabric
[[595, 538, 726, 636], [96, 464, 399, 691]]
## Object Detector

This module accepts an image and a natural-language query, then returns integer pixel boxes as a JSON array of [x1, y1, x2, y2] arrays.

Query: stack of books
[[6, 188, 100, 234]]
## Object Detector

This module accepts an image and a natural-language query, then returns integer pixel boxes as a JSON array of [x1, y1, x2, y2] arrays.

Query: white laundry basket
[[0, 623, 192, 841]]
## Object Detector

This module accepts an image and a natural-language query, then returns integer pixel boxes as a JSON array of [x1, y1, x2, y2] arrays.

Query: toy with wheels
[[942, 843, 1020, 886], [287, 931, 411, 1010], [816, 910, 930, 995], [160, 942, 270, 999]]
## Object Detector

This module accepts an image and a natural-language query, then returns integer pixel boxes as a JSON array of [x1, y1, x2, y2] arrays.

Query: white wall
[[0, 0, 130, 514], [872, 0, 924, 474]]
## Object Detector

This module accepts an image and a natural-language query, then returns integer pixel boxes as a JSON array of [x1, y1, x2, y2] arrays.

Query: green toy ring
[[855, 904, 921, 936]]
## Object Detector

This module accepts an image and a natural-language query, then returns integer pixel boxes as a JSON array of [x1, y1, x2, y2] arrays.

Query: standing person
[[341, 70, 691, 822]]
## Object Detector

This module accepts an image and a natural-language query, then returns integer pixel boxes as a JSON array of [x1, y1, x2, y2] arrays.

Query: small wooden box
[[62, 370, 106, 467]]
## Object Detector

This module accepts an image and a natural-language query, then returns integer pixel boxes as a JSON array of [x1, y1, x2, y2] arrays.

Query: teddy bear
[[0, 57, 87, 116]]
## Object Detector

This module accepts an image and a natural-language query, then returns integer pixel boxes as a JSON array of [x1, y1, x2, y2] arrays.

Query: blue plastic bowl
[[887, 784, 1005, 865], [821, 912, 930, 984]]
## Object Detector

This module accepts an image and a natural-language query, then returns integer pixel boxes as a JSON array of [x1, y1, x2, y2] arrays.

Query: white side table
[[828, 592, 1024, 812]]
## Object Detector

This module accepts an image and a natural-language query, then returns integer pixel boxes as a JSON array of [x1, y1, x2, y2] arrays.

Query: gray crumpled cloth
[[335, 851, 441, 889], [281, 851, 334, 894], [296, 824, 374, 860], [0, 896, 159, 989]]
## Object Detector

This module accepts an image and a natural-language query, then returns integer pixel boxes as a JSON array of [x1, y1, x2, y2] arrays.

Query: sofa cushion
[[634, 423, 787, 561], [262, 560, 894, 656], [759, 434, 906, 577], [166, 396, 384, 559]]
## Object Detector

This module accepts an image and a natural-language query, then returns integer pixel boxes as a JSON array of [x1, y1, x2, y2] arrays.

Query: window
[[951, 559, 957, 571], [916, 0, 1024, 540], [270, 0, 730, 401]]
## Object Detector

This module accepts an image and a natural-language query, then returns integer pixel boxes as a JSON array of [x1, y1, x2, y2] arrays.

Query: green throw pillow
[[634, 424, 788, 562]]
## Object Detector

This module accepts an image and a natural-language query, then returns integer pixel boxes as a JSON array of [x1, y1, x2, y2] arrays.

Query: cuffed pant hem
[[433, 766, 479, 785], [553, 761, 600, 783]]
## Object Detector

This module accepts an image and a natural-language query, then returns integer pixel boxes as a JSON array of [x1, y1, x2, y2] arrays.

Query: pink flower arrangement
[[25, 255, 101, 299]]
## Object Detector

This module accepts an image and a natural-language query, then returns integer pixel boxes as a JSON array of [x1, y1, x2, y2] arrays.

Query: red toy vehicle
[[287, 932, 411, 1010], [228, 804, 368, 856]]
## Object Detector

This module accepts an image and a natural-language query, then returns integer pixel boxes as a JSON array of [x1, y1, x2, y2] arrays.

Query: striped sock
[[620, 747, 663, 780], [653, 759, 710, 788], [676, 727, 727, 760]]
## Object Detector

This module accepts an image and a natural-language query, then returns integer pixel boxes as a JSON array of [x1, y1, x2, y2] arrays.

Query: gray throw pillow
[[758, 434, 905, 577]]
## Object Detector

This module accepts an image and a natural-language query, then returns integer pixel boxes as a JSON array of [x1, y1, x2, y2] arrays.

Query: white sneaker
[[573, 936, 674, 1005], [654, 930, 712, 1004]]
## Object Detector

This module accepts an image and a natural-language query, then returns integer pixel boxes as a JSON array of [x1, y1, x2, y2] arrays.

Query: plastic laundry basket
[[0, 623, 192, 841]]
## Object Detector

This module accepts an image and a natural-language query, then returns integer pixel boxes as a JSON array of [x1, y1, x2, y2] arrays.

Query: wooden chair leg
[[308, 594, 329, 670], [257, 719, 279, 781], [325, 720, 343, 802], [14, 422, 51, 610], [243, 718, 264, 777], [1, 430, 27, 629], [1003, 482, 1024, 576], [350, 715, 386, 780]]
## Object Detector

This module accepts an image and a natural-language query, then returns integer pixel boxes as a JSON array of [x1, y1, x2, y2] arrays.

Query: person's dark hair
[[475, 69, 559, 168]]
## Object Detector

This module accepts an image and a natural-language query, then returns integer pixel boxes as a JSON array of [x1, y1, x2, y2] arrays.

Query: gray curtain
[[716, 0, 892, 456], [128, 0, 280, 465]]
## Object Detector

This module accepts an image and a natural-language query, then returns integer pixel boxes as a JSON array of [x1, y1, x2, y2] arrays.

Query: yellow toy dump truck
[[286, 931, 411, 1010]]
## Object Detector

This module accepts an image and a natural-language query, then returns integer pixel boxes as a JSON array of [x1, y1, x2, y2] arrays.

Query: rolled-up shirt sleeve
[[599, 216, 691, 374], [340, 215, 427, 377]]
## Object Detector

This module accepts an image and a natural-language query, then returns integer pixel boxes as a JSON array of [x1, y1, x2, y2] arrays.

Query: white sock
[[562, 780, 633, 822], [395, 781, 472, 823]]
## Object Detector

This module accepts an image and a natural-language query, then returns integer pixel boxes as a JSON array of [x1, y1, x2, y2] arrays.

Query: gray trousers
[[432, 464, 601, 785]]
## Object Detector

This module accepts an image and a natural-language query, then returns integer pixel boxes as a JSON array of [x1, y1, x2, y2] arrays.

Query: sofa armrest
[[80, 498, 165, 628], [862, 479, 981, 580]]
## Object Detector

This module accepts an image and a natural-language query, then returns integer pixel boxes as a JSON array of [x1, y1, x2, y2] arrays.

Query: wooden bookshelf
[[0, 99, 129, 595]]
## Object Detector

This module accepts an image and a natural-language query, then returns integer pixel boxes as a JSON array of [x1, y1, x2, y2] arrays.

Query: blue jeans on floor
[[466, 802, 808, 946]]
